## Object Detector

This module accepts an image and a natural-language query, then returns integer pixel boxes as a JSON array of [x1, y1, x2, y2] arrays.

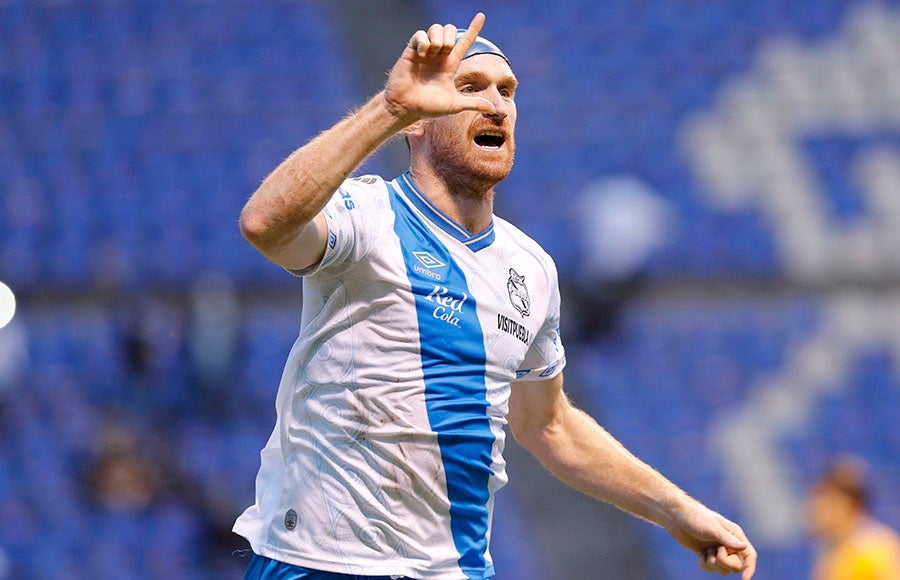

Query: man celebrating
[[235, 13, 757, 580]]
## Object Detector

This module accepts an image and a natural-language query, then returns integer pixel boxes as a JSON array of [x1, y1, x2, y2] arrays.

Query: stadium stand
[[2, 0, 900, 578]]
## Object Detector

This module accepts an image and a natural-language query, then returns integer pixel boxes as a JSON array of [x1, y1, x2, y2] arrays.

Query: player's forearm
[[239, 92, 409, 253], [524, 404, 691, 528]]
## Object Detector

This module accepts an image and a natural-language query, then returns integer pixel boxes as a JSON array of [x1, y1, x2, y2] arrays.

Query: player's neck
[[407, 165, 496, 235]]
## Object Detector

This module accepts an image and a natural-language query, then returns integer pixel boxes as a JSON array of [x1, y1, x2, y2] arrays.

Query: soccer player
[[808, 457, 900, 580], [234, 13, 757, 580]]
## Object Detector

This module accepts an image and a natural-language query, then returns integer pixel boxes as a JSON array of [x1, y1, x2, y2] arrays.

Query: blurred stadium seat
[[2, 0, 900, 578]]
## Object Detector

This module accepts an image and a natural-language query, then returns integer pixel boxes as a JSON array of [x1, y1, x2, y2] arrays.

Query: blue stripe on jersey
[[388, 181, 496, 579]]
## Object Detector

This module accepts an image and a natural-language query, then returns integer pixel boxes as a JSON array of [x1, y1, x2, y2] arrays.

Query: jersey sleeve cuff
[[514, 355, 566, 382]]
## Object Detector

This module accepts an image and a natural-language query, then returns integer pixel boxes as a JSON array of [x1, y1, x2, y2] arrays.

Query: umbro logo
[[413, 251, 445, 269], [412, 251, 446, 281]]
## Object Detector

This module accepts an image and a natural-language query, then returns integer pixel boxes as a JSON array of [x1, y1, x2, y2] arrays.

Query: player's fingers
[[715, 519, 749, 552], [741, 545, 758, 579], [724, 534, 746, 551], [714, 546, 744, 573], [426, 23, 445, 57], [699, 547, 735, 576], [452, 95, 496, 115], [409, 29, 430, 58], [708, 547, 729, 575], [698, 548, 716, 573], [451, 12, 485, 59], [440, 24, 457, 55], [717, 519, 757, 578], [700, 550, 728, 575]]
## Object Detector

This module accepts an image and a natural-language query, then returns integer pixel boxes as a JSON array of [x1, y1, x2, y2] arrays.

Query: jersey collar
[[394, 172, 496, 252]]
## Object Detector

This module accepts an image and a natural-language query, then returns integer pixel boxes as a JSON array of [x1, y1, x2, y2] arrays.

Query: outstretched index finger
[[451, 12, 486, 59]]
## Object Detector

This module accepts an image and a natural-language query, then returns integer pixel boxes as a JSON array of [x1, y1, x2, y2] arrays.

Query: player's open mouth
[[473, 131, 505, 150]]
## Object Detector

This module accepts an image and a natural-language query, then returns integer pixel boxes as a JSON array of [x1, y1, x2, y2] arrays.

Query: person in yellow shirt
[[807, 457, 900, 580]]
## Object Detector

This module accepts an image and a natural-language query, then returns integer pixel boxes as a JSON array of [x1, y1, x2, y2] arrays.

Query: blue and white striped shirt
[[234, 173, 565, 579]]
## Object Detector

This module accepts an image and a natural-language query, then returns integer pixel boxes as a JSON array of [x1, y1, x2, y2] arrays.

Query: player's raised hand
[[382, 12, 497, 123], [665, 501, 757, 579]]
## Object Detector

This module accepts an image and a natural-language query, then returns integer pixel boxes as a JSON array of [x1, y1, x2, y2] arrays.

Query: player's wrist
[[656, 489, 699, 529], [378, 89, 419, 127]]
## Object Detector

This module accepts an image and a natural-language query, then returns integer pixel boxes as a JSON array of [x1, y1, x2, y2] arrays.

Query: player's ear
[[402, 120, 426, 139]]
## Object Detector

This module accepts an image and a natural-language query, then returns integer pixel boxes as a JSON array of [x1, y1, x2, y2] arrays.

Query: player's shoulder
[[338, 174, 389, 198], [342, 174, 387, 190], [328, 174, 392, 216], [492, 215, 559, 277]]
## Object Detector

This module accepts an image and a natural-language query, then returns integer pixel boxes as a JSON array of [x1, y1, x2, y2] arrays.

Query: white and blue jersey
[[233, 173, 566, 580]]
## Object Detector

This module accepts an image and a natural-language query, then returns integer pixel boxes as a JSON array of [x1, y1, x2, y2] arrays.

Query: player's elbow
[[239, 207, 273, 249], [240, 207, 301, 262], [510, 415, 563, 457], [239, 204, 325, 271], [509, 424, 541, 454]]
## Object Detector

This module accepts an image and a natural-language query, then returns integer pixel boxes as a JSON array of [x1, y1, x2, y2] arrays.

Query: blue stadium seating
[[0, 0, 358, 291], [3, 0, 900, 578]]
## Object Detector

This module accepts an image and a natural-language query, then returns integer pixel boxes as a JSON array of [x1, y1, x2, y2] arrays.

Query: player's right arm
[[239, 13, 497, 271]]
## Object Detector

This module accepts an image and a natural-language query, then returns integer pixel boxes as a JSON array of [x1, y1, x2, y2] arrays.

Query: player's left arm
[[508, 372, 757, 579]]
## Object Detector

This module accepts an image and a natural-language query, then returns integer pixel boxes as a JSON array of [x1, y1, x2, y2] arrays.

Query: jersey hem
[[247, 542, 493, 580]]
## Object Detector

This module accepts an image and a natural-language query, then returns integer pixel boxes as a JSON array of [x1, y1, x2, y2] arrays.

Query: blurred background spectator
[[2, 1, 900, 578], [807, 456, 900, 580], [563, 176, 676, 341]]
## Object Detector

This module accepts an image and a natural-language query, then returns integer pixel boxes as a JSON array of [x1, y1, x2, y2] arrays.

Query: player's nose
[[482, 87, 509, 120]]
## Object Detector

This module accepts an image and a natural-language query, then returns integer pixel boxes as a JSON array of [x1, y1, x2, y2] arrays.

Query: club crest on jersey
[[507, 268, 530, 317]]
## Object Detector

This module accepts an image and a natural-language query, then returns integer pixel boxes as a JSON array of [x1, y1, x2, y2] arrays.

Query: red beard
[[425, 118, 515, 197]]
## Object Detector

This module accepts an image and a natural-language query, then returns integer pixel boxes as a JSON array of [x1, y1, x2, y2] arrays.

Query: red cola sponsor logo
[[424, 285, 468, 327]]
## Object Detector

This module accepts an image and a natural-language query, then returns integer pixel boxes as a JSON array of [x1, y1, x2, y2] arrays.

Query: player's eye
[[460, 85, 476, 93]]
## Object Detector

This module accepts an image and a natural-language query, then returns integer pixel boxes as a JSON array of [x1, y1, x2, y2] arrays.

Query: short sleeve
[[515, 257, 566, 382], [288, 176, 389, 279]]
